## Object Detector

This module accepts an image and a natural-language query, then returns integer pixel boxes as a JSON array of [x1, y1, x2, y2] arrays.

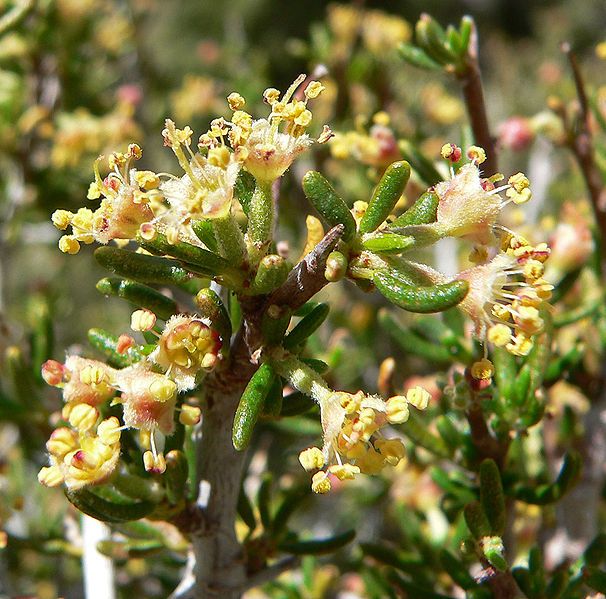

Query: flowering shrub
[[3, 3, 606, 599]]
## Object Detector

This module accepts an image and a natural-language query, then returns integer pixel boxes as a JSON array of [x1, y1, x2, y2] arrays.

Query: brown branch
[[561, 43, 606, 263], [267, 224, 344, 311], [457, 22, 498, 175]]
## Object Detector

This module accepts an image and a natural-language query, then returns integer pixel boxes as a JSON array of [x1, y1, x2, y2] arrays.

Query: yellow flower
[[150, 315, 222, 391]]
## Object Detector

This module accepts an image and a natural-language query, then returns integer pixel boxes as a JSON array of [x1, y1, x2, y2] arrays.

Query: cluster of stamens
[[299, 387, 430, 493]]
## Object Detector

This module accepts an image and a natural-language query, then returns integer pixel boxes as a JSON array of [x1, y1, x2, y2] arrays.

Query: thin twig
[[457, 21, 498, 174], [561, 42, 606, 262]]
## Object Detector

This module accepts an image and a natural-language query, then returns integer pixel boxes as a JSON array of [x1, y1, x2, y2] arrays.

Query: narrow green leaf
[[191, 219, 218, 252], [278, 529, 355, 555], [194, 288, 232, 346], [390, 191, 439, 227], [479, 459, 506, 535], [88, 328, 143, 368], [362, 233, 415, 253], [439, 549, 476, 590], [464, 501, 491, 539], [95, 247, 193, 287], [96, 277, 177, 320], [65, 490, 155, 523], [262, 376, 283, 418], [137, 232, 239, 282], [237, 487, 257, 531], [302, 171, 356, 243], [272, 485, 308, 536], [280, 392, 316, 417], [261, 305, 292, 346], [164, 450, 188, 505], [257, 474, 273, 531], [398, 43, 442, 70], [250, 254, 289, 294], [233, 363, 276, 450], [379, 309, 453, 363], [374, 271, 468, 313], [234, 169, 256, 215], [284, 303, 329, 350], [584, 534, 606, 566], [359, 161, 411, 233]]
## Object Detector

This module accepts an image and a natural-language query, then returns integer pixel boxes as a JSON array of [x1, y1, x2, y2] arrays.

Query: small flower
[[228, 75, 326, 182], [43, 356, 116, 409], [151, 315, 222, 391], [471, 358, 495, 381], [116, 365, 178, 435], [39, 417, 121, 491], [299, 447, 325, 471], [311, 471, 331, 494], [454, 239, 551, 356], [179, 404, 202, 426]]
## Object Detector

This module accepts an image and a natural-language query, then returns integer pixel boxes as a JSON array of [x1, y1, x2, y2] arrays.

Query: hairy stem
[[246, 180, 274, 265]]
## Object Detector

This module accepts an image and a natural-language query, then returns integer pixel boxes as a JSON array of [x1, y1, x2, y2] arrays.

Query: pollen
[[299, 447, 325, 471]]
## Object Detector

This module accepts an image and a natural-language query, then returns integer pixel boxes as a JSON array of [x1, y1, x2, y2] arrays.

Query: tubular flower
[[227, 75, 330, 182], [38, 417, 121, 491], [150, 314, 222, 391], [52, 144, 156, 253], [300, 387, 430, 492], [42, 356, 116, 412], [454, 236, 552, 356]]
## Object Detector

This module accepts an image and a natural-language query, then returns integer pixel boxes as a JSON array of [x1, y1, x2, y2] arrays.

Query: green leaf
[[379, 309, 454, 364], [96, 277, 177, 320], [232, 363, 276, 450], [257, 474, 273, 531], [482, 536, 507, 572], [439, 549, 476, 590], [514, 451, 582, 504], [137, 232, 240, 283], [65, 489, 155, 523], [250, 254, 289, 294], [271, 485, 308, 536], [164, 450, 189, 505], [95, 247, 193, 287], [278, 529, 355, 555], [302, 171, 356, 243], [405, 411, 451, 458], [390, 191, 439, 227], [361, 542, 424, 576], [191, 219, 218, 252], [87, 328, 143, 368], [283, 303, 329, 350], [359, 161, 411, 233], [398, 43, 442, 70], [237, 487, 257, 531], [234, 169, 256, 215], [464, 501, 491, 539], [280, 392, 316, 417], [261, 305, 292, 346], [194, 288, 232, 347], [479, 459, 506, 536], [262, 376, 284, 418], [362, 233, 415, 254], [374, 271, 469, 313]]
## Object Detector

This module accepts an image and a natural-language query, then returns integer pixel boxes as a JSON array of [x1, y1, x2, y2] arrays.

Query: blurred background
[[1, 0, 605, 597]]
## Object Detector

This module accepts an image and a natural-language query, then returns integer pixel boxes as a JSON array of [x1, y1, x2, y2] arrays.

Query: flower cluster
[[51, 76, 329, 252], [299, 386, 430, 493], [37, 313, 214, 489]]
